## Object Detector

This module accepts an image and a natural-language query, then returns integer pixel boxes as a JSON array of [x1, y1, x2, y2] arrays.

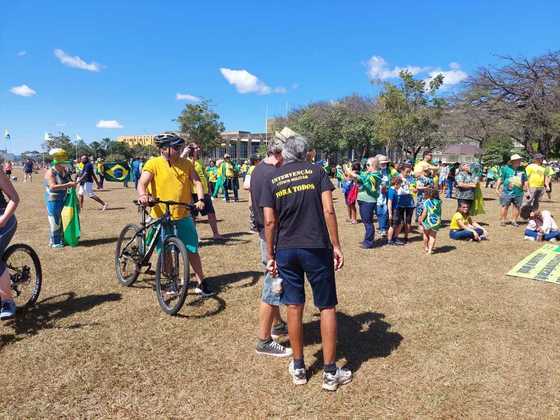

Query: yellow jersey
[[525, 163, 546, 188], [142, 156, 194, 220], [450, 212, 472, 230], [190, 159, 209, 195]]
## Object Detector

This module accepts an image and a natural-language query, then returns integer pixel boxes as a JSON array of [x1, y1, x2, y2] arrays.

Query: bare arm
[[322, 190, 343, 270], [45, 170, 75, 191], [137, 171, 154, 205], [263, 207, 277, 262], [190, 168, 205, 209], [0, 172, 19, 226]]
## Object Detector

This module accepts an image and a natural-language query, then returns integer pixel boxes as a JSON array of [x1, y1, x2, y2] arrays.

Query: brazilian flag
[[104, 161, 130, 182], [62, 189, 81, 247]]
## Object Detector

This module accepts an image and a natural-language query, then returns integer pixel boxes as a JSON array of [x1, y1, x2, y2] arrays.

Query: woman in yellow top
[[449, 201, 488, 241]]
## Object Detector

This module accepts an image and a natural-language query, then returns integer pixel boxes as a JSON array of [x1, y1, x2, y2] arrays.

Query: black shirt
[[260, 161, 335, 249], [250, 160, 277, 239], [80, 162, 95, 185]]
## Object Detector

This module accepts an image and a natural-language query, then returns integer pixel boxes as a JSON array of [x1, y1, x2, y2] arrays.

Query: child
[[399, 164, 416, 243], [449, 201, 488, 241], [521, 206, 560, 241], [419, 188, 441, 254], [415, 167, 435, 228], [387, 176, 405, 245]]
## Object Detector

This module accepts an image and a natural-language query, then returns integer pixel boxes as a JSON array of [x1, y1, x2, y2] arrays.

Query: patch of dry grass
[[2, 168, 560, 418]]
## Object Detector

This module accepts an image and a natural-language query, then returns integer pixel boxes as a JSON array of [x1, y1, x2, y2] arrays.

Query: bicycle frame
[[134, 202, 180, 267]]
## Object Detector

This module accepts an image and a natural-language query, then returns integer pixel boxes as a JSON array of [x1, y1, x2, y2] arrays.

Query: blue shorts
[[276, 248, 337, 309], [259, 238, 281, 306], [158, 216, 198, 254]]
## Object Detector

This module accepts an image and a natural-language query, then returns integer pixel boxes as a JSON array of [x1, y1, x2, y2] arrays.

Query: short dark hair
[[351, 161, 361, 172]]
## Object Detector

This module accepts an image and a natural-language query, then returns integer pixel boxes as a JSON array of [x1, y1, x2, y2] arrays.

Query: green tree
[[481, 136, 515, 167], [374, 71, 446, 161], [176, 99, 225, 150], [43, 132, 73, 156]]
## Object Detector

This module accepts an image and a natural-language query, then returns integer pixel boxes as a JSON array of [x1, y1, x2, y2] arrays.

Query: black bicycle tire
[[115, 223, 143, 287], [4, 243, 42, 308], [155, 236, 190, 315]]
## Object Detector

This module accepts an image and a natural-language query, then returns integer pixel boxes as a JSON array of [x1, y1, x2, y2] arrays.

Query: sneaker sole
[[0, 314, 15, 321], [255, 349, 293, 358], [322, 377, 352, 391], [271, 332, 287, 340]]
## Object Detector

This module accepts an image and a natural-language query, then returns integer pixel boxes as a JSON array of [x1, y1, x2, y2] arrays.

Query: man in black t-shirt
[[250, 136, 292, 358], [261, 132, 352, 391]]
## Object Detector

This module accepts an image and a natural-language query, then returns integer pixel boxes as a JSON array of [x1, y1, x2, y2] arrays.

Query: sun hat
[[49, 148, 68, 165], [223, 153, 231, 159], [377, 155, 389, 164], [510, 154, 523, 161]]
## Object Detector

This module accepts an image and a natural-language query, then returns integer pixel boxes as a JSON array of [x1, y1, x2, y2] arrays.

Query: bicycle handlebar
[[133, 199, 196, 210]]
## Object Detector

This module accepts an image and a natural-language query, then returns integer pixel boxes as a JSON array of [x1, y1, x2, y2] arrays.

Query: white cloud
[[367, 56, 427, 80], [176, 93, 201, 102], [425, 64, 468, 89], [10, 84, 36, 97], [17, 50, 27, 57], [96, 120, 123, 129], [54, 49, 103, 72], [219, 68, 286, 95], [366, 55, 468, 89]]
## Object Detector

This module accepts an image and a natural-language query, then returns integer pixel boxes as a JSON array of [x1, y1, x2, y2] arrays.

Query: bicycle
[[115, 199, 195, 315], [4, 243, 42, 309]]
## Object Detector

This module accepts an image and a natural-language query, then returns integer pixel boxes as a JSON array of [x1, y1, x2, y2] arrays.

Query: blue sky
[[1, 0, 559, 153]]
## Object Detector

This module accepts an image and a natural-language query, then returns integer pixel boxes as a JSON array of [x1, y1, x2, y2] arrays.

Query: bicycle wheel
[[155, 236, 190, 315], [115, 224, 143, 286], [4, 243, 42, 308]]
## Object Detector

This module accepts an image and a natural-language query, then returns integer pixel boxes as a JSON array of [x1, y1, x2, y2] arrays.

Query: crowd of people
[[2, 128, 560, 393]]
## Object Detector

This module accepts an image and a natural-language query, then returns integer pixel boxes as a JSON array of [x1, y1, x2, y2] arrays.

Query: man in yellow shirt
[[525, 153, 547, 209], [137, 133, 215, 297], [414, 151, 439, 177], [182, 143, 224, 240]]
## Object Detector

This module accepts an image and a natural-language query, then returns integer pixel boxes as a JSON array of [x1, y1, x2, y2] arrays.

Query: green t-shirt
[[357, 171, 381, 203], [500, 165, 526, 197]]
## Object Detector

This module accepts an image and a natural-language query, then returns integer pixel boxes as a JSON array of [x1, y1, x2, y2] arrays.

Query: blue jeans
[[377, 202, 389, 233], [449, 228, 484, 240], [524, 229, 560, 241], [446, 179, 454, 198], [358, 201, 376, 248], [47, 199, 65, 246]]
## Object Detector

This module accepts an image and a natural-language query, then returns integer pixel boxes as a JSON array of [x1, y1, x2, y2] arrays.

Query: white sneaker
[[551, 238, 558, 242], [322, 367, 352, 391], [288, 360, 307, 385], [524, 235, 536, 241], [102, 203, 108, 211]]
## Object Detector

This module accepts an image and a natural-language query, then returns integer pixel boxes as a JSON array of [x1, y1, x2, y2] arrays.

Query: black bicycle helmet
[[154, 132, 185, 148]]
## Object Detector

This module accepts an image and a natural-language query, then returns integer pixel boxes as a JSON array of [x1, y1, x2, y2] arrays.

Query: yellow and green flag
[[104, 162, 130, 182], [62, 189, 81, 247]]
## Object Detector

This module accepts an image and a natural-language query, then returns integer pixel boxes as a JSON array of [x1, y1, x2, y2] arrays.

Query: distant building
[[433, 143, 483, 164], [117, 131, 268, 162]]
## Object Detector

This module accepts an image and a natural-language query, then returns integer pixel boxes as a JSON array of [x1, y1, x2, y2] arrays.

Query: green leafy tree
[[482, 136, 515, 167], [43, 132, 73, 156], [374, 71, 446, 161], [176, 99, 225, 151]]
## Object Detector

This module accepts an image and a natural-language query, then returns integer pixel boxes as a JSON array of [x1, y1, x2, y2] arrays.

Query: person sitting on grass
[[418, 188, 441, 254], [521, 206, 560, 241], [449, 201, 488, 241]]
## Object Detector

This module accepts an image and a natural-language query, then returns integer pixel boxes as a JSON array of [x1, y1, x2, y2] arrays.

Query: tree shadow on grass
[[0, 292, 121, 349], [79, 237, 119, 247], [303, 311, 403, 378]]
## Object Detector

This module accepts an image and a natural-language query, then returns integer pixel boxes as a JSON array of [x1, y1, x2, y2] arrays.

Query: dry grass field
[[2, 168, 560, 418]]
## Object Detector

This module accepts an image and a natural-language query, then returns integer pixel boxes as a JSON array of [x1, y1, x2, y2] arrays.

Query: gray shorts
[[500, 193, 522, 208], [259, 237, 281, 306]]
